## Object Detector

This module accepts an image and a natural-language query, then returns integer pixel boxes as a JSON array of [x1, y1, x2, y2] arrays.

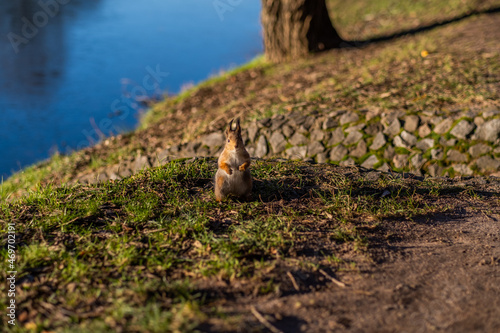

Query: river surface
[[0, 0, 262, 179]]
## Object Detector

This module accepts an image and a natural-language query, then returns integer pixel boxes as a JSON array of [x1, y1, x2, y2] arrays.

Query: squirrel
[[215, 118, 252, 201]]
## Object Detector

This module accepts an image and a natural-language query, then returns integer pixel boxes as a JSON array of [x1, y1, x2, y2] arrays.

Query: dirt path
[[223, 191, 500, 332]]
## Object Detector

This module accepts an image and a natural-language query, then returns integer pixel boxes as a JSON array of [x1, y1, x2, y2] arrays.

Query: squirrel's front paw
[[239, 162, 250, 171]]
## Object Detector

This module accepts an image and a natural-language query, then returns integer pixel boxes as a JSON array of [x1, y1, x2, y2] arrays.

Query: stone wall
[[77, 108, 500, 184]]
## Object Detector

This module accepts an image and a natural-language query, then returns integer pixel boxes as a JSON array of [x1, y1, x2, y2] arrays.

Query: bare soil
[[207, 179, 500, 332]]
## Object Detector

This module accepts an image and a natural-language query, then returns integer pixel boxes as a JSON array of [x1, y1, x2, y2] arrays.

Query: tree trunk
[[261, 0, 343, 63]]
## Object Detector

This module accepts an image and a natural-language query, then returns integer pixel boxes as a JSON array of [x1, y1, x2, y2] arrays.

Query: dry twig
[[287, 271, 300, 291], [250, 306, 283, 333], [319, 269, 346, 288]]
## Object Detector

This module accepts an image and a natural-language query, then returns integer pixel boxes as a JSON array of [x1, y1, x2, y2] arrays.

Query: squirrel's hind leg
[[215, 174, 226, 202]]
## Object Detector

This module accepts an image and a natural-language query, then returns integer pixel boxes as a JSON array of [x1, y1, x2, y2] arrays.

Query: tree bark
[[261, 0, 343, 63]]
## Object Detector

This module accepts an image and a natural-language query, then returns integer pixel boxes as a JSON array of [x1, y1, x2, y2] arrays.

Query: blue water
[[0, 0, 262, 179]]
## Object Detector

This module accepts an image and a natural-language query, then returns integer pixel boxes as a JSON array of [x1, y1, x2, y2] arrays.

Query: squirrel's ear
[[235, 118, 241, 132], [228, 119, 234, 132]]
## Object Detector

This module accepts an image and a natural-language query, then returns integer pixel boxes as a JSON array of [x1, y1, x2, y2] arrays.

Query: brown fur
[[214, 119, 252, 201]]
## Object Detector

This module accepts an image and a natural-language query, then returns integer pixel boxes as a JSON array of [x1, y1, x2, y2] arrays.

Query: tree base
[[261, 0, 343, 63]]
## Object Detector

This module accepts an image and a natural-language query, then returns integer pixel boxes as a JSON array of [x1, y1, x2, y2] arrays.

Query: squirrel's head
[[225, 118, 243, 149]]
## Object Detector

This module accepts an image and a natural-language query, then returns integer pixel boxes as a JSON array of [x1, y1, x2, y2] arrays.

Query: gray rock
[[312, 117, 325, 131], [383, 118, 401, 137], [286, 146, 308, 159], [475, 119, 500, 142], [366, 109, 380, 121], [427, 164, 443, 177], [157, 149, 171, 164], [411, 154, 426, 169], [247, 122, 259, 142], [378, 163, 391, 172], [447, 150, 468, 163], [289, 113, 307, 127], [307, 141, 326, 156], [118, 167, 133, 179], [361, 155, 379, 169], [197, 146, 210, 157], [365, 123, 383, 136], [370, 132, 386, 150], [474, 117, 485, 127], [203, 132, 225, 148], [404, 115, 420, 132], [418, 124, 432, 138], [328, 128, 345, 146], [482, 109, 500, 118], [183, 142, 200, 157], [282, 125, 294, 138], [393, 135, 408, 149], [401, 130, 417, 147], [393, 154, 408, 169], [329, 109, 347, 117], [295, 118, 311, 132], [289, 132, 308, 146], [255, 135, 268, 158], [330, 145, 348, 161], [340, 158, 355, 166], [469, 144, 491, 158], [77, 174, 94, 185], [429, 116, 444, 126], [170, 144, 181, 155], [108, 165, 122, 179], [383, 145, 395, 160], [270, 132, 287, 154], [316, 153, 328, 164], [475, 156, 500, 172], [96, 173, 108, 183], [351, 140, 367, 158], [310, 129, 325, 141], [439, 137, 457, 147], [303, 116, 316, 130], [339, 112, 359, 125], [107, 171, 120, 181], [271, 116, 288, 131], [453, 164, 473, 176], [323, 117, 337, 130], [433, 118, 454, 134], [133, 155, 151, 172], [345, 123, 365, 133], [416, 138, 435, 151], [343, 131, 363, 145], [258, 117, 272, 128], [381, 112, 401, 125], [431, 148, 444, 160], [476, 155, 500, 172], [450, 120, 475, 139]]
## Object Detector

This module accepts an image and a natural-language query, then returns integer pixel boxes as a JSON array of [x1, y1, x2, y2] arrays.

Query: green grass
[[327, 0, 499, 40], [0, 158, 455, 331]]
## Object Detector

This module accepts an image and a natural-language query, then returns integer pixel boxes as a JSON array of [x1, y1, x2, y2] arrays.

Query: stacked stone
[[76, 108, 500, 184]]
